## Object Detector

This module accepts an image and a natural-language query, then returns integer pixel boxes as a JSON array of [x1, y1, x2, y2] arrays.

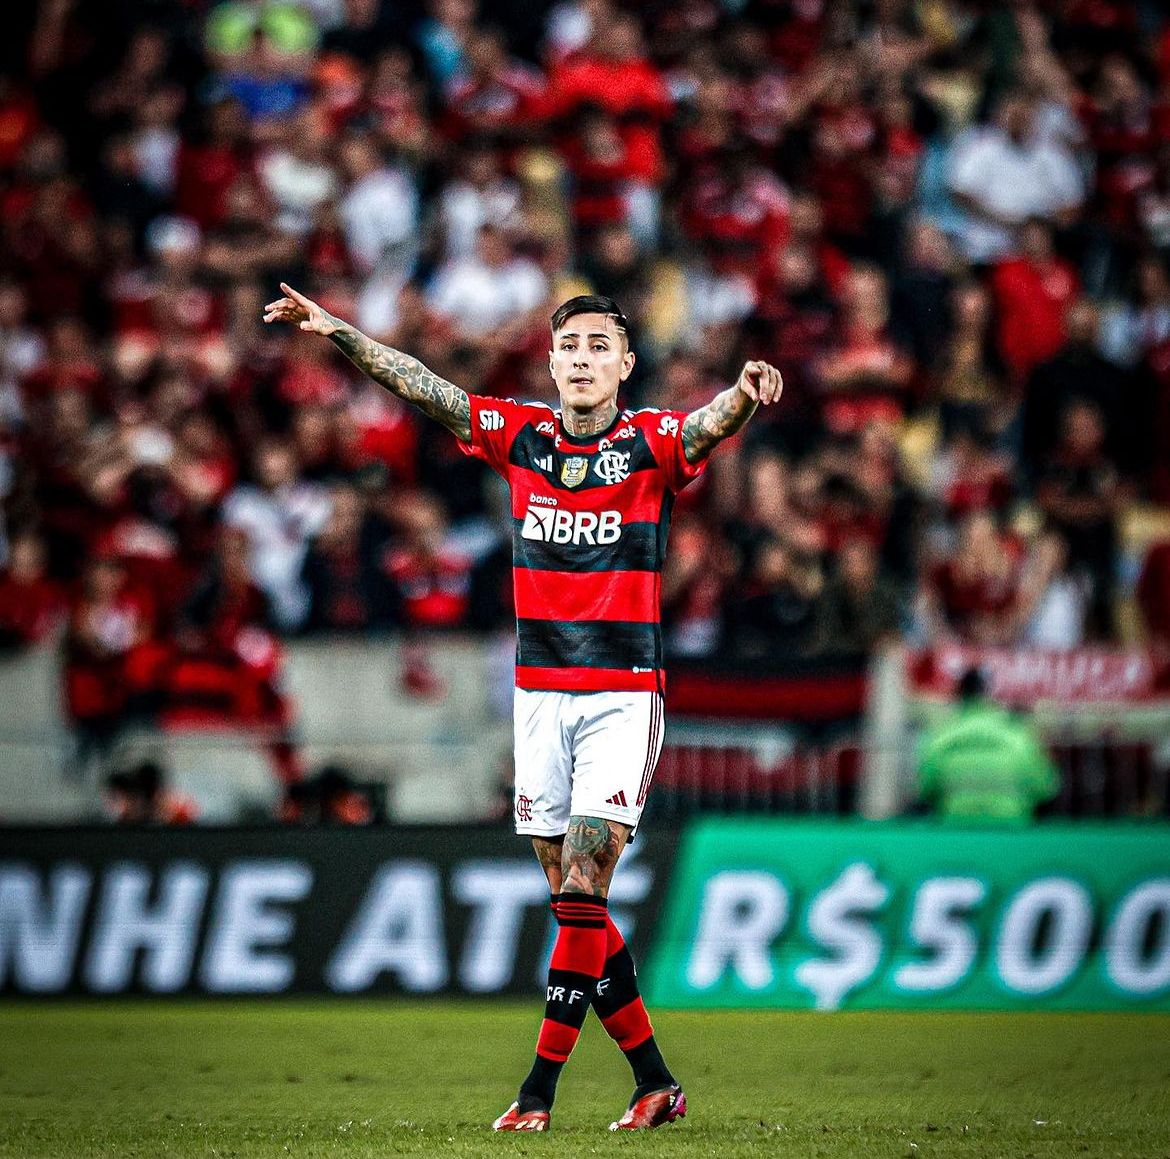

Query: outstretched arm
[[681, 360, 783, 464], [263, 283, 471, 441]]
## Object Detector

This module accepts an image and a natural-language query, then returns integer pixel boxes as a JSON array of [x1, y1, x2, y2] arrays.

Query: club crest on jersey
[[560, 455, 589, 487], [594, 450, 631, 484]]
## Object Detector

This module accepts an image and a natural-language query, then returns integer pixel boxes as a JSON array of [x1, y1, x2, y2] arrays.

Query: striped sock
[[517, 893, 608, 1111], [593, 913, 675, 1093]]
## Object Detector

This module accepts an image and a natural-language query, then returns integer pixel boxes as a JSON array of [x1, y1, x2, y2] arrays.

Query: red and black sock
[[517, 892, 609, 1112], [592, 912, 676, 1096]]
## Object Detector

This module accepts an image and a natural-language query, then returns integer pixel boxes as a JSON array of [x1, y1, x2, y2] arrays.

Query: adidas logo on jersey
[[534, 454, 553, 472], [520, 506, 623, 545]]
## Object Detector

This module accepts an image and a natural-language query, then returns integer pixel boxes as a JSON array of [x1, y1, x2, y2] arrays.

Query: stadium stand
[[1, 0, 1169, 821]]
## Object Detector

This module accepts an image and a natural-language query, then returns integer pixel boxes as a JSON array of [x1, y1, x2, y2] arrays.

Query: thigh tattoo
[[561, 815, 622, 896]]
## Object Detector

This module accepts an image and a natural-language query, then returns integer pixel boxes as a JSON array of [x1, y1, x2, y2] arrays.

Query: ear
[[619, 349, 636, 381], [548, 351, 555, 378]]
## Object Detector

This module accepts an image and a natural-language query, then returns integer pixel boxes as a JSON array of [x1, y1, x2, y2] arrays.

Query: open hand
[[262, 283, 339, 336], [736, 360, 784, 405]]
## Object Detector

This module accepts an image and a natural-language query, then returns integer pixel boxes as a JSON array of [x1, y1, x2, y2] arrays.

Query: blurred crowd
[[3, 0, 1170, 775]]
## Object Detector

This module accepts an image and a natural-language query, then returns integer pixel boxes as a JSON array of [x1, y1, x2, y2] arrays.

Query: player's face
[[549, 313, 635, 413]]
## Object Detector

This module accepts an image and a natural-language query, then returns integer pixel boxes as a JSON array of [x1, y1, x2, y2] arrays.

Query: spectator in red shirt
[[661, 514, 734, 659], [679, 138, 790, 288], [931, 423, 1014, 522], [383, 490, 471, 630], [559, 107, 637, 237], [175, 524, 301, 785], [815, 262, 913, 435], [174, 97, 255, 229], [808, 54, 879, 250], [440, 25, 545, 148], [544, 11, 672, 244], [302, 483, 396, 633], [750, 241, 835, 425], [0, 531, 64, 651], [64, 554, 155, 775], [1084, 52, 1157, 231], [364, 46, 432, 162], [991, 217, 1079, 389], [924, 509, 1023, 645], [19, 315, 104, 409], [0, 77, 42, 172]]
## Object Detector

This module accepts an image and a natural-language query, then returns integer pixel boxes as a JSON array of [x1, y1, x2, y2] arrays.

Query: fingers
[[760, 364, 784, 405], [280, 282, 312, 308], [740, 361, 780, 404], [738, 360, 762, 400]]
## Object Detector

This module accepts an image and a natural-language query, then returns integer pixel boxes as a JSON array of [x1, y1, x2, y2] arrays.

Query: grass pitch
[[0, 1002, 1167, 1158]]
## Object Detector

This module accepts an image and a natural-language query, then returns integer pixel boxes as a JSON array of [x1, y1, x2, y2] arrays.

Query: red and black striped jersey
[[459, 394, 706, 692]]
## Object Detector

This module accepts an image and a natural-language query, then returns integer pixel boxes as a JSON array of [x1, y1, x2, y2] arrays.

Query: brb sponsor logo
[[520, 505, 622, 545]]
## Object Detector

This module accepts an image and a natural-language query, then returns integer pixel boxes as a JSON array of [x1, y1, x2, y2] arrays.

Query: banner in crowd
[[909, 645, 1170, 704], [645, 820, 1170, 1011], [0, 827, 677, 997]]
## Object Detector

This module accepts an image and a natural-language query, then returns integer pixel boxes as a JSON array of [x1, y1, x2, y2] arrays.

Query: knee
[[560, 815, 624, 895]]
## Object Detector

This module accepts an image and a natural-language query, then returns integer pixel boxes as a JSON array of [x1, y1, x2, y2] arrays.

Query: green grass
[[0, 1003, 1167, 1158]]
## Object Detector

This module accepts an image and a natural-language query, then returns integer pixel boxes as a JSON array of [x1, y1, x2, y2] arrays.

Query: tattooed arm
[[680, 359, 783, 464], [263, 282, 471, 441]]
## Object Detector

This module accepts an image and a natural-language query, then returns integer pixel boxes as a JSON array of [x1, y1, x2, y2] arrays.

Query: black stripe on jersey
[[511, 518, 661, 572], [517, 618, 660, 670], [508, 425, 660, 491]]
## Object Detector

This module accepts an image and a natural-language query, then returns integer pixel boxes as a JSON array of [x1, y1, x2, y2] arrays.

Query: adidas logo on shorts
[[605, 791, 629, 807]]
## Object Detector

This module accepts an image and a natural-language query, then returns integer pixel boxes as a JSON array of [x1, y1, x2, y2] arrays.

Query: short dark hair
[[550, 295, 630, 343], [957, 667, 987, 701]]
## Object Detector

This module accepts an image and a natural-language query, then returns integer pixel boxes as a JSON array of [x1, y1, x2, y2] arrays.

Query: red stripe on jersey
[[515, 665, 663, 693], [513, 569, 659, 623], [511, 466, 664, 521]]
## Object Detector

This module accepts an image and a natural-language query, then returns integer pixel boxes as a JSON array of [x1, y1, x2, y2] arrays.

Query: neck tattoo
[[562, 400, 619, 437]]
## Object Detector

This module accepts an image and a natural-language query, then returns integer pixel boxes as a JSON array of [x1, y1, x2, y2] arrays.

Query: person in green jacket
[[917, 668, 1059, 825]]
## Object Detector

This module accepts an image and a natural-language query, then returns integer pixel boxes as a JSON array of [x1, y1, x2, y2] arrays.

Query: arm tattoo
[[680, 386, 759, 464], [326, 317, 471, 441], [561, 815, 622, 897]]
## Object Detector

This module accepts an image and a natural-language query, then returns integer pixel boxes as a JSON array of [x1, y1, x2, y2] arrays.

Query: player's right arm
[[263, 283, 471, 442]]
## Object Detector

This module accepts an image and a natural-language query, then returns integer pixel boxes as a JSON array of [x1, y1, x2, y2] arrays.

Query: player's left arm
[[680, 360, 783, 464]]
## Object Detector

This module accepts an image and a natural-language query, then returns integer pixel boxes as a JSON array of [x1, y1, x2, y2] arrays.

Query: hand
[[736, 360, 784, 405], [262, 283, 339, 336]]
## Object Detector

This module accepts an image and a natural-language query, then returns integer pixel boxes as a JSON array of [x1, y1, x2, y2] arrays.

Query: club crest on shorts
[[560, 455, 589, 488]]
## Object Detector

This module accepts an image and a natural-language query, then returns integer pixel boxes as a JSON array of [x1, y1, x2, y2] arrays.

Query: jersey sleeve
[[458, 395, 528, 477], [640, 409, 708, 493]]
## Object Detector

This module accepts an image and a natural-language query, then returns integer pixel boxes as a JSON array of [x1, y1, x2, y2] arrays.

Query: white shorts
[[512, 688, 665, 837]]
